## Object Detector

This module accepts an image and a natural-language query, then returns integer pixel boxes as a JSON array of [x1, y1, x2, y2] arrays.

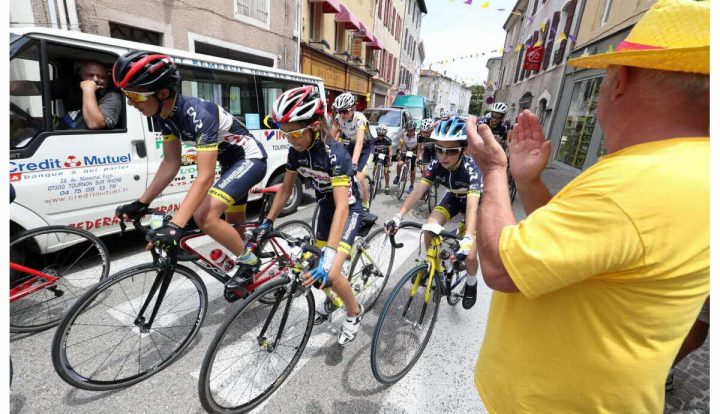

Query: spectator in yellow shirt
[[466, 0, 709, 412]]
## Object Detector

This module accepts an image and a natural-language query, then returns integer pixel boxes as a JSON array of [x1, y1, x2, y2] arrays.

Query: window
[[556, 77, 602, 168], [601, 0, 613, 26], [542, 11, 561, 70], [364, 109, 401, 126], [378, 0, 383, 21], [10, 42, 45, 148], [554, 0, 578, 65], [194, 41, 274, 68], [532, 0, 538, 15], [109, 22, 162, 46], [235, 0, 269, 26]]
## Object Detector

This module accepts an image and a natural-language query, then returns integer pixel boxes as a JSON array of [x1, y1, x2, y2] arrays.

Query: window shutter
[[543, 11, 560, 70], [378, 0, 383, 21], [554, 0, 577, 65]]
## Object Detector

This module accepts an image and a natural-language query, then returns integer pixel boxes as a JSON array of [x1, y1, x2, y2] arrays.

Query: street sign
[[524, 45, 544, 71]]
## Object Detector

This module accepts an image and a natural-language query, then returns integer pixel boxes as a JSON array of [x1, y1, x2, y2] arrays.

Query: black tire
[[427, 183, 438, 212], [370, 264, 440, 384], [51, 263, 207, 390], [199, 276, 314, 413], [364, 174, 374, 209], [310, 204, 321, 236], [270, 174, 303, 217], [396, 165, 408, 200], [509, 176, 517, 203], [347, 227, 395, 312], [445, 265, 466, 306], [10, 225, 110, 333], [372, 164, 383, 202]]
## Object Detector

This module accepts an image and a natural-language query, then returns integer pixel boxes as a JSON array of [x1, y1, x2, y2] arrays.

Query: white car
[[363, 107, 414, 149]]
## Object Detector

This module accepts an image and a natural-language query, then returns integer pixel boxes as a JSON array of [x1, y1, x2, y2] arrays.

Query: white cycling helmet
[[439, 109, 451, 119], [272, 85, 326, 124], [420, 118, 434, 132], [489, 102, 508, 114], [431, 116, 467, 143], [332, 92, 356, 110], [376, 124, 388, 135]]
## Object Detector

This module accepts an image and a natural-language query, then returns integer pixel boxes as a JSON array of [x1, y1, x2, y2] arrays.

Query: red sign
[[524, 45, 544, 71]]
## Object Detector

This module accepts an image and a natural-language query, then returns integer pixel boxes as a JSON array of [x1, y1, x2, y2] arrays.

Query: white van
[[10, 28, 325, 238]]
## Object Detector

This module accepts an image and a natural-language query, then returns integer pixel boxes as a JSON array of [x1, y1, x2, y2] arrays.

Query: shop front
[[301, 45, 372, 113]]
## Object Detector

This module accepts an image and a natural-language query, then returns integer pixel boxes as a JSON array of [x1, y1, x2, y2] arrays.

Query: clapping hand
[[507, 110, 551, 183]]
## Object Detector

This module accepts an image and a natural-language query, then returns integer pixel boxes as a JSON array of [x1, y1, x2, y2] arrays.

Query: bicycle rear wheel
[[199, 276, 314, 413], [371, 263, 440, 384], [51, 263, 207, 390], [396, 165, 408, 200], [10, 226, 110, 333], [372, 166, 382, 202], [347, 227, 395, 312]]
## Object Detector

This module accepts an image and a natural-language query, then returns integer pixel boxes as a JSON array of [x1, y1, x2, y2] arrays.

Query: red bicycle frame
[[9, 262, 59, 302]]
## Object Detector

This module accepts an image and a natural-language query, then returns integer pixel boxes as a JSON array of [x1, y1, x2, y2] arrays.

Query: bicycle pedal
[[313, 313, 329, 325], [223, 288, 248, 302]]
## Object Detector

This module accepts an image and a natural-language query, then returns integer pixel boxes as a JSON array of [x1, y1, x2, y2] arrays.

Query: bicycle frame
[[9, 262, 60, 302]]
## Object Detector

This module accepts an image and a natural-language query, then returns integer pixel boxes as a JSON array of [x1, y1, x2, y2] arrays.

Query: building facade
[[548, 0, 656, 170], [484, 56, 502, 107], [397, 0, 427, 96], [494, 0, 584, 136], [371, 0, 403, 107], [13, 0, 301, 71], [418, 69, 472, 117]]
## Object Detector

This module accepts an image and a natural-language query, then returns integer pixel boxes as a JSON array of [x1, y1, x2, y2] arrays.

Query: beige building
[[484, 56, 502, 109], [12, 0, 301, 71], [547, 0, 657, 170], [418, 69, 472, 117]]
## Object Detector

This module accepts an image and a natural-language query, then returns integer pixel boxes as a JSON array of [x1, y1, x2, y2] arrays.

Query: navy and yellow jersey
[[333, 111, 369, 146], [479, 118, 509, 139], [421, 155, 483, 198], [374, 135, 392, 155], [160, 95, 267, 164], [286, 134, 361, 205]]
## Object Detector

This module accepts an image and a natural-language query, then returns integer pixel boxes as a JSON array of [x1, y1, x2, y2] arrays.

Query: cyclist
[[331, 92, 373, 211], [256, 85, 364, 346], [394, 122, 420, 193], [112, 52, 268, 295], [385, 116, 482, 309], [481, 102, 509, 150], [418, 117, 436, 174], [439, 109, 451, 122], [373, 124, 394, 193]]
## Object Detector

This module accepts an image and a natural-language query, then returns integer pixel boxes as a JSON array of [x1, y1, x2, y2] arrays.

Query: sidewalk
[[512, 161, 710, 413]]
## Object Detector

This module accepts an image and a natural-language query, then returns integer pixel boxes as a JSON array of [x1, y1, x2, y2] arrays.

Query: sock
[[362, 200, 370, 209], [466, 275, 478, 286], [236, 248, 258, 265]]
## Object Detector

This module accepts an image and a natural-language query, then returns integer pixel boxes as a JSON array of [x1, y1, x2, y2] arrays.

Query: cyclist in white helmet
[[481, 102, 509, 149], [439, 109, 451, 121], [418, 117, 436, 174], [374, 123, 394, 193], [331, 92, 373, 211], [385, 116, 483, 309]]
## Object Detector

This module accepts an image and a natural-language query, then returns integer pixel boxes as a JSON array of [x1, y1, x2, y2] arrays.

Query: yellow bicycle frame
[[409, 233, 444, 304]]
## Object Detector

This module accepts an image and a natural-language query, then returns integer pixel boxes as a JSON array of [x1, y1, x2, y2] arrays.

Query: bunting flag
[[533, 39, 543, 48], [480, 2, 490, 8], [464, 0, 473, 4], [568, 34, 577, 42], [515, 44, 523, 52], [540, 21, 547, 32]]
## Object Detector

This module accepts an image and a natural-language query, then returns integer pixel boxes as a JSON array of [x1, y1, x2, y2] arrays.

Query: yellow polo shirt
[[475, 138, 709, 413]]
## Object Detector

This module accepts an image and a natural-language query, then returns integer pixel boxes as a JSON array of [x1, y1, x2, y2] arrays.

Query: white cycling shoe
[[338, 304, 364, 347]]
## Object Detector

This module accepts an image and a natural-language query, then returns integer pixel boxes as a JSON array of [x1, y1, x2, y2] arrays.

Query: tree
[[468, 84, 486, 116]]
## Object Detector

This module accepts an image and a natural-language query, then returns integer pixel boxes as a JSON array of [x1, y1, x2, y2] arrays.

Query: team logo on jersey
[[186, 107, 204, 131]]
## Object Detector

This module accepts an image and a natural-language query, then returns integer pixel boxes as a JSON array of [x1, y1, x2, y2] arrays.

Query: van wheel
[[270, 174, 303, 216]]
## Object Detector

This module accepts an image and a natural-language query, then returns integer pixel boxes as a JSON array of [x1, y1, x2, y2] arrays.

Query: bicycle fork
[[402, 240, 440, 327], [134, 266, 176, 333], [258, 279, 300, 352]]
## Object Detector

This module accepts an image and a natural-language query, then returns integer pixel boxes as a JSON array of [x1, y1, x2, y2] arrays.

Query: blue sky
[[421, 0, 516, 85]]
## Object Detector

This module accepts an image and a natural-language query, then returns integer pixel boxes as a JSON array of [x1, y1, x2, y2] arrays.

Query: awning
[[309, 0, 341, 14], [335, 4, 361, 31], [357, 22, 373, 42], [367, 34, 383, 50]]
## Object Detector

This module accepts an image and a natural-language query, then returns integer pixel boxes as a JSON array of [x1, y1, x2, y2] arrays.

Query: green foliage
[[468, 84, 486, 116]]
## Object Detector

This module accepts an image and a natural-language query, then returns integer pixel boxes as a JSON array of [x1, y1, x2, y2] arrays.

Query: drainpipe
[[296, 0, 302, 71], [65, 0, 80, 31], [47, 0, 59, 29], [55, 0, 68, 29]]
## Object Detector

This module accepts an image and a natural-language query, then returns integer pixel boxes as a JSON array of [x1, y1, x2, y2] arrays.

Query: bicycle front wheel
[[397, 165, 408, 200], [373, 165, 383, 202], [51, 263, 207, 390], [10, 225, 110, 333], [371, 264, 440, 384], [348, 227, 395, 312], [199, 276, 314, 413]]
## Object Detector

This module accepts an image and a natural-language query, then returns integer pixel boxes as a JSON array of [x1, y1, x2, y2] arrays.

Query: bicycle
[[51, 184, 314, 391], [370, 149, 391, 202], [370, 221, 468, 384], [10, 225, 110, 333], [394, 151, 417, 200], [198, 226, 400, 413]]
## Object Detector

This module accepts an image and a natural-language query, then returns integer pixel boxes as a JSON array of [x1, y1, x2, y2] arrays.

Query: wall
[[574, 0, 655, 48]]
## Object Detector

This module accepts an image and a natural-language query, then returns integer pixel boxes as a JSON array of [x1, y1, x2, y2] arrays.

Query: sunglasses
[[337, 109, 351, 114], [281, 126, 310, 139], [491, 114, 504, 120], [436, 146, 463, 155], [122, 89, 155, 102]]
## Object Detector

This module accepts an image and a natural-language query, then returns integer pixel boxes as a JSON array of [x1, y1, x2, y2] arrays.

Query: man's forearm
[[82, 91, 106, 129], [516, 177, 552, 215], [478, 169, 516, 281]]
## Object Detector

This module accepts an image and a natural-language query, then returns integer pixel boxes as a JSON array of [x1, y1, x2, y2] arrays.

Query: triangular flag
[[533, 39, 542, 47], [559, 31, 567, 41], [515, 44, 522, 51], [549, 27, 556, 34], [607, 44, 614, 53], [568, 34, 577, 42], [528, 15, 535, 24], [464, 0, 473, 4], [480, 1, 490, 7], [540, 21, 547, 32]]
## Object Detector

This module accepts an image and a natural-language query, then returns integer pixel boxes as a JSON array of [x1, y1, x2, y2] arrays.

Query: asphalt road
[[10, 182, 496, 414]]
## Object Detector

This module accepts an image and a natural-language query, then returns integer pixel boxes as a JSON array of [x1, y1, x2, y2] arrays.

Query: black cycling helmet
[[112, 51, 181, 93]]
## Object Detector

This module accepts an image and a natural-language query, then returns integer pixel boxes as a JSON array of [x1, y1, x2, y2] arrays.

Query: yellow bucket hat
[[568, 0, 709, 74]]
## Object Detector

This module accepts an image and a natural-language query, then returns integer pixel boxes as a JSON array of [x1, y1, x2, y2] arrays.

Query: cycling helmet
[[431, 116, 467, 144], [332, 92, 356, 110], [439, 109, 451, 119], [489, 102, 508, 114], [272, 85, 326, 124], [420, 118, 434, 132], [376, 124, 388, 135], [113, 51, 180, 92]]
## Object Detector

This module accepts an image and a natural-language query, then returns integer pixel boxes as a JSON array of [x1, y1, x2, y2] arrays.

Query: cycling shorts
[[433, 192, 467, 222], [209, 158, 267, 213], [345, 143, 374, 173], [315, 201, 364, 255]]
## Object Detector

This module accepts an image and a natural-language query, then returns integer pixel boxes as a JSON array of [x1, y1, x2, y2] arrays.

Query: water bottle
[[210, 249, 235, 273]]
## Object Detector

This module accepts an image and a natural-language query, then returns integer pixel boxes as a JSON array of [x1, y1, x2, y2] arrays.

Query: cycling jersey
[[479, 118, 509, 140], [285, 133, 363, 254], [421, 155, 482, 220], [418, 134, 436, 164], [374, 136, 392, 167], [161, 95, 267, 164], [160, 95, 267, 211], [334, 111, 370, 146], [402, 132, 419, 150]]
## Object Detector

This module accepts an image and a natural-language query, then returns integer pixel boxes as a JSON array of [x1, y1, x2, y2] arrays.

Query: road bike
[[370, 221, 468, 384], [198, 219, 400, 413], [393, 151, 417, 200], [10, 225, 110, 333], [370, 150, 391, 202], [51, 184, 313, 391]]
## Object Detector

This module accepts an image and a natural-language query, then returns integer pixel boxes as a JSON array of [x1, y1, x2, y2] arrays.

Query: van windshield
[[406, 107, 424, 120], [363, 109, 401, 127]]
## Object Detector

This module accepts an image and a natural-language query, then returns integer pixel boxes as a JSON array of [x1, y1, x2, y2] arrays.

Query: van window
[[257, 77, 308, 129], [179, 65, 260, 123], [364, 109, 402, 127], [10, 42, 46, 148]]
